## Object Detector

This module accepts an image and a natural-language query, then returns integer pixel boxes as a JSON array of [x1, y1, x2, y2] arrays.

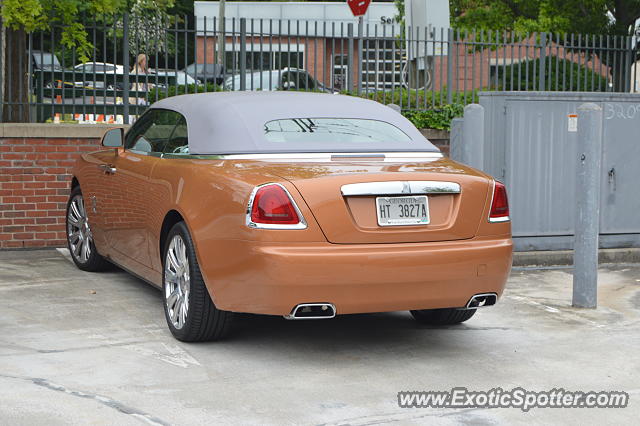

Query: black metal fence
[[1, 14, 637, 123]]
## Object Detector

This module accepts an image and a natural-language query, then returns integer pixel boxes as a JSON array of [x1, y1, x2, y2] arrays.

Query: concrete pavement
[[1, 249, 639, 425]]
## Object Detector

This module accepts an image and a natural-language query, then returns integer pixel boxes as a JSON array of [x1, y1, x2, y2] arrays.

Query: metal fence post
[[122, 12, 130, 124], [624, 35, 633, 93], [461, 104, 485, 170], [538, 32, 547, 91], [347, 23, 354, 93], [446, 28, 453, 104], [239, 18, 246, 91], [27, 34, 33, 122], [356, 16, 363, 95], [573, 102, 603, 309]]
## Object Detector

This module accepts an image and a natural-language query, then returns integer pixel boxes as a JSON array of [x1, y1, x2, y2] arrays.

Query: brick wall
[[0, 136, 101, 248], [0, 125, 449, 250], [0, 124, 113, 249]]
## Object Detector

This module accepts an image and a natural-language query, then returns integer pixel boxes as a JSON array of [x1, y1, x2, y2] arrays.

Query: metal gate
[[478, 92, 640, 251]]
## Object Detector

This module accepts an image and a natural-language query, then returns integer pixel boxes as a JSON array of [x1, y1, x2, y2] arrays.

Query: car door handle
[[98, 164, 117, 175]]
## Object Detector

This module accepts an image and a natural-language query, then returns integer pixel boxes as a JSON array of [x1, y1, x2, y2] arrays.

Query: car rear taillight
[[248, 183, 306, 229], [489, 181, 510, 222]]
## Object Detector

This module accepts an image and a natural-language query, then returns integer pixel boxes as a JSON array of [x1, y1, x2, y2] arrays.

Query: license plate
[[376, 196, 430, 226]]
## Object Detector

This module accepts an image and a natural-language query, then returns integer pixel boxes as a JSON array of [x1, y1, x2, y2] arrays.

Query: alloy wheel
[[67, 194, 93, 263], [164, 235, 191, 329]]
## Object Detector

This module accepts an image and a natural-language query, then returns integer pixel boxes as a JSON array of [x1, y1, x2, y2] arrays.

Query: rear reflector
[[248, 184, 306, 229], [489, 181, 510, 222]]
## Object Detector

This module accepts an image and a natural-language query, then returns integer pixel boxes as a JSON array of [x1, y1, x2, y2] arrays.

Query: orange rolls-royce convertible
[[67, 92, 512, 342]]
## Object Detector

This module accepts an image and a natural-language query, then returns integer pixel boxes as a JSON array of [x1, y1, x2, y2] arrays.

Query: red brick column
[[0, 136, 101, 249]]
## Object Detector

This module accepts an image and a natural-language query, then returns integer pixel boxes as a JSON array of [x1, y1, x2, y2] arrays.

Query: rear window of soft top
[[263, 118, 412, 145]]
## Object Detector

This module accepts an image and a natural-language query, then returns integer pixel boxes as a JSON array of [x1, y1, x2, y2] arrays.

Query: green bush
[[341, 88, 478, 110], [341, 88, 473, 130], [497, 56, 609, 91], [147, 83, 222, 102], [403, 104, 465, 131]]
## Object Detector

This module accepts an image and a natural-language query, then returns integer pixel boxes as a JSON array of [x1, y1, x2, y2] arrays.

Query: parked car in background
[[30, 51, 65, 91], [224, 68, 331, 92], [31, 50, 64, 71], [73, 62, 125, 89], [182, 63, 225, 85], [70, 63, 197, 91], [150, 68, 200, 86], [74, 62, 125, 75], [67, 91, 512, 342]]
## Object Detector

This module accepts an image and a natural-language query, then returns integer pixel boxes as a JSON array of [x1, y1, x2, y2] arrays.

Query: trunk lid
[[267, 157, 492, 244]]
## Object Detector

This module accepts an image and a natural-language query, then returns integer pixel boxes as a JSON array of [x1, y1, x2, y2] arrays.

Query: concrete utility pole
[[217, 0, 226, 66], [572, 102, 603, 309], [461, 104, 485, 171]]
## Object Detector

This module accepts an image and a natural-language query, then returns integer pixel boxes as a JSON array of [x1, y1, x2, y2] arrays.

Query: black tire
[[410, 308, 476, 325], [66, 186, 110, 272], [162, 221, 234, 342]]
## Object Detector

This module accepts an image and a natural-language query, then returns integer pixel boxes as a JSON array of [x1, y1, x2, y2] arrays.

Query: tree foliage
[[125, 0, 172, 55], [1, 0, 175, 60], [450, 0, 640, 36], [446, 0, 640, 90]]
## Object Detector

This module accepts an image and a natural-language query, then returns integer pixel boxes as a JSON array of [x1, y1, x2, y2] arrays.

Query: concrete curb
[[512, 248, 640, 267]]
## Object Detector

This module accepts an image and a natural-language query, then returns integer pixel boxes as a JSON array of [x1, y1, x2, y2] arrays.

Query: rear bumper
[[198, 237, 513, 316]]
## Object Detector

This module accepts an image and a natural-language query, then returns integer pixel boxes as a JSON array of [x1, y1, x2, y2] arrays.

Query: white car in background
[[224, 68, 330, 92], [72, 62, 125, 89], [150, 68, 201, 86], [72, 62, 200, 89], [74, 62, 126, 75]]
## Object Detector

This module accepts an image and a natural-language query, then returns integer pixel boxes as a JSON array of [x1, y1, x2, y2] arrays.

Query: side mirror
[[102, 128, 123, 148]]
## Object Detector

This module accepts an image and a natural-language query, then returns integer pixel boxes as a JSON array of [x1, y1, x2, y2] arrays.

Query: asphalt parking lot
[[1, 249, 639, 425]]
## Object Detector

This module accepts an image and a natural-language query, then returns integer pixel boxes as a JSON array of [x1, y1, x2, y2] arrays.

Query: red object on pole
[[347, 0, 371, 17]]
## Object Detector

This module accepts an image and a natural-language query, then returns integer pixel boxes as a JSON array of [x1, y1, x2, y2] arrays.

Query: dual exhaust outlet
[[460, 293, 498, 310], [284, 293, 497, 320], [284, 303, 336, 320]]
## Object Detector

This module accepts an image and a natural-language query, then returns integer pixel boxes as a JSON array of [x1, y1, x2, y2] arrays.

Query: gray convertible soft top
[[149, 91, 438, 155]]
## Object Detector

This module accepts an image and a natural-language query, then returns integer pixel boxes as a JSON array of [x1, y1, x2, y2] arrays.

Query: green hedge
[[403, 104, 465, 131], [342, 88, 472, 131], [148, 84, 470, 131], [358, 88, 478, 109], [147, 83, 222, 102]]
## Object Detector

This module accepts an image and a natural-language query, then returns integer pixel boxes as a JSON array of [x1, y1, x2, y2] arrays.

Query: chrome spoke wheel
[[67, 194, 93, 264], [164, 235, 190, 330]]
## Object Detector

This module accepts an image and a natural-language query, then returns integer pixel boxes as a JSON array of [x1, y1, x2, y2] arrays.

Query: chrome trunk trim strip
[[341, 181, 461, 196], [162, 152, 444, 162]]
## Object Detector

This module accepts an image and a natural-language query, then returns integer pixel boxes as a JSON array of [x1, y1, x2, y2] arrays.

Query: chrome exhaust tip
[[461, 293, 498, 310], [284, 303, 336, 320]]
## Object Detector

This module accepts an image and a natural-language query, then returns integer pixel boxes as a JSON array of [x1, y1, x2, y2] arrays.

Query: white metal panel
[[600, 101, 640, 234], [405, 0, 450, 30], [503, 99, 579, 237], [405, 0, 450, 58]]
